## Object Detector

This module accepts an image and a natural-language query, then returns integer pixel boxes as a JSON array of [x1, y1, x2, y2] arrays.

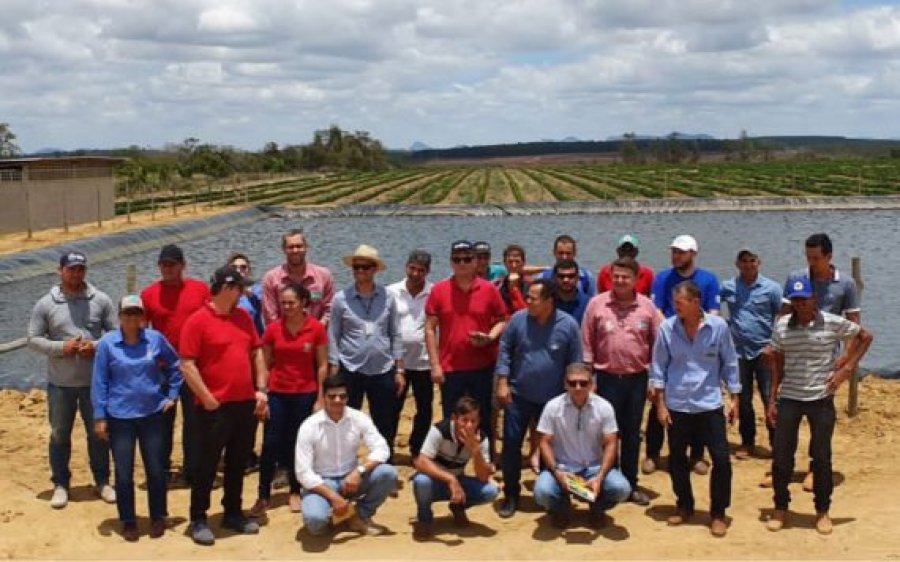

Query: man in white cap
[[329, 244, 404, 459], [597, 234, 655, 296], [645, 234, 721, 476]]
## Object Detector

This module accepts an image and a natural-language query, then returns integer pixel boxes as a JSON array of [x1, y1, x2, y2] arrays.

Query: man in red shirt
[[425, 240, 507, 442], [583, 256, 661, 507], [597, 234, 654, 296], [261, 229, 335, 326], [180, 266, 269, 546], [140, 244, 210, 484]]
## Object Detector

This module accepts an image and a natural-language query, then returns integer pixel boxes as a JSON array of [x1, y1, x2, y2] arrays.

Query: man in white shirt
[[387, 250, 434, 458], [294, 373, 398, 537], [533, 363, 631, 529]]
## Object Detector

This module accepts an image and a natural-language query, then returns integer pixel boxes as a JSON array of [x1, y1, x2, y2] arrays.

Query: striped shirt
[[419, 420, 490, 476], [770, 311, 860, 401]]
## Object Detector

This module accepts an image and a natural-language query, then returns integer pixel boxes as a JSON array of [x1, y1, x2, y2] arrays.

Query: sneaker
[[498, 496, 518, 519], [641, 457, 659, 475], [190, 520, 215, 546], [815, 512, 833, 535], [96, 484, 117, 504], [412, 521, 433, 541], [449, 504, 470, 527], [629, 489, 651, 506], [249, 499, 269, 518], [767, 510, 786, 532], [667, 509, 693, 526], [149, 519, 166, 539], [348, 514, 383, 536], [50, 486, 68, 509], [122, 522, 139, 542], [289, 493, 302, 513], [222, 515, 260, 534], [735, 446, 752, 460], [803, 471, 815, 493], [710, 517, 728, 537], [691, 459, 710, 476]]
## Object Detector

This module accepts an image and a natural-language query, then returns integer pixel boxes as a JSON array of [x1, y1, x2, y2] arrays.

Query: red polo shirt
[[262, 316, 327, 394], [141, 278, 210, 353], [180, 304, 261, 403], [597, 263, 655, 297], [425, 277, 506, 372]]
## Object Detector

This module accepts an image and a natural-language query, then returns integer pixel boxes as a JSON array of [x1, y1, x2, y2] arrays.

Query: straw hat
[[342, 244, 387, 272]]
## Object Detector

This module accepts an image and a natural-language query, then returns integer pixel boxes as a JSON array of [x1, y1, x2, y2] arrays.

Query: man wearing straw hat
[[329, 244, 404, 459]]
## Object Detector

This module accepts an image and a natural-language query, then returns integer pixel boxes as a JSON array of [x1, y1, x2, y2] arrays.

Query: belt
[[596, 369, 647, 379]]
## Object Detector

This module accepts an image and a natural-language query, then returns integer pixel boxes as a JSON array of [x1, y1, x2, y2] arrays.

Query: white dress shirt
[[387, 279, 432, 371]]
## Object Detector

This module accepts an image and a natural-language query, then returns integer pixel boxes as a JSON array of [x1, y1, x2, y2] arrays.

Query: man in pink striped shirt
[[261, 229, 335, 326], [582, 256, 661, 507]]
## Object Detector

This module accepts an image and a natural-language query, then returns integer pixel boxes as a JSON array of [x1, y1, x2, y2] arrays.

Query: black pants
[[190, 401, 255, 522], [345, 368, 398, 460], [393, 369, 433, 457], [647, 402, 705, 463], [772, 397, 836, 513], [667, 408, 732, 518]]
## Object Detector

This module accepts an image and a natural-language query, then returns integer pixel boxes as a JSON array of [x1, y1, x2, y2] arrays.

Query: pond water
[[2, 208, 897, 389]]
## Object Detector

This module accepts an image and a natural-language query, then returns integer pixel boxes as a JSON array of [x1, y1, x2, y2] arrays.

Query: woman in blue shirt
[[91, 295, 182, 542]]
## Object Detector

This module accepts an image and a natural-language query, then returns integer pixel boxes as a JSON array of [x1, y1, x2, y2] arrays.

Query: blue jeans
[[441, 369, 494, 442], [345, 369, 398, 459], [501, 395, 546, 499], [738, 356, 774, 448], [596, 371, 647, 489], [394, 369, 433, 457], [48, 383, 109, 488], [108, 412, 167, 523], [301, 464, 398, 535], [667, 408, 732, 518], [258, 392, 317, 499], [533, 466, 631, 515], [772, 397, 836, 513], [412, 473, 499, 523]]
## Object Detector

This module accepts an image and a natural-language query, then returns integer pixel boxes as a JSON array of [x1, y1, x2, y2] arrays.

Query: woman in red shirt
[[250, 284, 328, 516]]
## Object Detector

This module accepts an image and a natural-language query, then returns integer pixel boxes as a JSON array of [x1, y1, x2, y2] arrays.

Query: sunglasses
[[352, 263, 376, 271], [451, 256, 474, 264], [566, 379, 590, 388], [326, 392, 348, 400], [556, 273, 577, 280]]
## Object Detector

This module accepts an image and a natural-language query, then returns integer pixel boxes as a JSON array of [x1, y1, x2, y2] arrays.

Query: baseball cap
[[209, 265, 253, 288], [736, 247, 758, 259], [785, 275, 813, 299], [450, 240, 474, 253], [670, 235, 698, 252], [59, 251, 87, 268], [473, 241, 491, 254], [617, 234, 640, 249], [158, 244, 185, 264], [118, 294, 145, 312]]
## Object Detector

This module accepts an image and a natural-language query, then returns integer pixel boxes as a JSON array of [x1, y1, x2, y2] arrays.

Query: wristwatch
[[357, 464, 367, 476]]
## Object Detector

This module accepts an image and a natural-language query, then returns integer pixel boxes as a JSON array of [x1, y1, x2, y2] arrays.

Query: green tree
[[0, 122, 21, 158]]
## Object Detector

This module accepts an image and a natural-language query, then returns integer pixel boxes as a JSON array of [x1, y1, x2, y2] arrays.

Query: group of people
[[26, 228, 872, 544]]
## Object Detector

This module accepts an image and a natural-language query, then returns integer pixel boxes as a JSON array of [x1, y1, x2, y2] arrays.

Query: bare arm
[[180, 358, 219, 410], [424, 315, 443, 384]]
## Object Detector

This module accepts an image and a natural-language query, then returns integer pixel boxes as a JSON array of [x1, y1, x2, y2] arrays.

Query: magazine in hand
[[565, 473, 596, 503]]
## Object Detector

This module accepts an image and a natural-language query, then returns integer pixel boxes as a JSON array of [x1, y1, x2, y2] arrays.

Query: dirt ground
[[1, 376, 898, 560]]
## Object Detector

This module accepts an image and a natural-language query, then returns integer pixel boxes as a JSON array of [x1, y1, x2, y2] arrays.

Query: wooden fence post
[[848, 257, 865, 416], [126, 264, 137, 294]]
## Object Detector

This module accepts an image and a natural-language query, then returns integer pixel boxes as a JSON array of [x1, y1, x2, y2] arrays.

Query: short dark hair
[[553, 234, 576, 252], [553, 259, 579, 277], [322, 373, 348, 393], [503, 244, 526, 261], [529, 278, 556, 301], [407, 249, 432, 271], [611, 256, 639, 277], [282, 283, 311, 302], [227, 252, 250, 267], [281, 228, 306, 248], [565, 363, 593, 381], [805, 233, 833, 256], [453, 396, 481, 416], [672, 280, 701, 301]]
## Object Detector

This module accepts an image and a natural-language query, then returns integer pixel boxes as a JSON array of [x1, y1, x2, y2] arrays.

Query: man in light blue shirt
[[650, 281, 740, 537], [495, 279, 582, 517], [720, 248, 782, 458], [329, 245, 404, 459]]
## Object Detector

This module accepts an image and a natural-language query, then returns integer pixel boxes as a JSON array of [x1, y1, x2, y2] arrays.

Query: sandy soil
[[1, 376, 898, 560]]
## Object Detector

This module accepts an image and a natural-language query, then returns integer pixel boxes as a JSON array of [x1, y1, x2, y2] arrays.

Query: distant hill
[[605, 132, 716, 141], [409, 141, 432, 152]]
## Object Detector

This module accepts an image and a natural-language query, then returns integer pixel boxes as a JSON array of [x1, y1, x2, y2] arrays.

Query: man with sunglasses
[[495, 279, 582, 518], [141, 244, 210, 486], [649, 281, 740, 537], [329, 244, 403, 459], [533, 363, 631, 529], [552, 259, 590, 324], [536, 234, 597, 297], [262, 228, 335, 326], [295, 373, 398, 537], [425, 240, 507, 442]]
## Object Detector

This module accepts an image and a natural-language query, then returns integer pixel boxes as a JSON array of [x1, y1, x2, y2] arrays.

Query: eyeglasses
[[451, 256, 474, 264], [352, 263, 375, 271], [556, 273, 577, 280], [325, 392, 348, 400], [566, 379, 590, 388]]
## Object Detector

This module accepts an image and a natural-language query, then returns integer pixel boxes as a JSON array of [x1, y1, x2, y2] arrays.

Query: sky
[[2, 0, 899, 152]]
